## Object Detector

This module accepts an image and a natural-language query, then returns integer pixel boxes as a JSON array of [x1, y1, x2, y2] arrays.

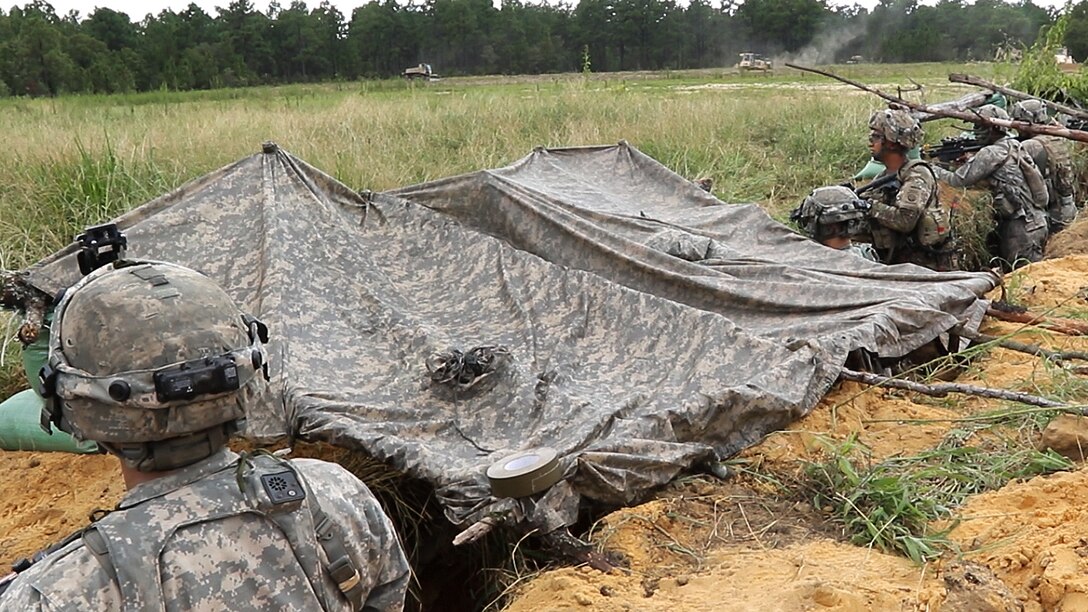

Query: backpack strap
[[309, 505, 365, 609], [81, 527, 120, 590], [72, 454, 366, 612]]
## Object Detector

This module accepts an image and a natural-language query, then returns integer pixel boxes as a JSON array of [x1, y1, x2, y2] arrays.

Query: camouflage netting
[[390, 143, 998, 357], [25, 144, 997, 532]]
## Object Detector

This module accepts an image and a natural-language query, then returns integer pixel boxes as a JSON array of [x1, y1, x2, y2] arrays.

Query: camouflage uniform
[[1013, 99, 1078, 233], [0, 449, 410, 611], [933, 138, 1049, 266], [0, 261, 410, 611], [864, 108, 957, 270], [867, 161, 957, 270], [1021, 136, 1077, 232]]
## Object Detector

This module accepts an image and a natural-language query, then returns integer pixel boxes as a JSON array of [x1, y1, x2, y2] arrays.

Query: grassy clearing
[[0, 62, 1002, 392]]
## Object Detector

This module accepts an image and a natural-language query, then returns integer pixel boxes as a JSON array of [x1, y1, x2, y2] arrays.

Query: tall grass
[[0, 64, 1001, 392]]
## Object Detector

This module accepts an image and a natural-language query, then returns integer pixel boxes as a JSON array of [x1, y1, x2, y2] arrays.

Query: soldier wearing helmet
[[0, 260, 409, 611], [791, 186, 880, 262], [1011, 99, 1078, 233], [932, 104, 1049, 269], [863, 108, 958, 270]]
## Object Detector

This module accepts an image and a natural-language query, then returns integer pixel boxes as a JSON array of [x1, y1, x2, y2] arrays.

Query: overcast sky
[[41, 0, 1070, 21]]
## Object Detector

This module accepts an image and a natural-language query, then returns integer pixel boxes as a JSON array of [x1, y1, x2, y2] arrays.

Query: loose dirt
[[2, 257, 1087, 612], [1044, 215, 1088, 259], [0, 451, 122, 565]]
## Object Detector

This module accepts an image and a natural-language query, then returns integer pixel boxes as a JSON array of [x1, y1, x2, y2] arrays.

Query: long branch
[[966, 331, 1088, 362], [914, 91, 992, 123], [784, 63, 1088, 143], [948, 74, 1088, 121], [985, 307, 1088, 336], [839, 367, 1066, 407]]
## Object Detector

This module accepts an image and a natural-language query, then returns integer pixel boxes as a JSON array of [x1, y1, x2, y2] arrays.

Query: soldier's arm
[[867, 171, 930, 233], [297, 460, 411, 612], [1020, 138, 1046, 172], [932, 146, 1002, 187]]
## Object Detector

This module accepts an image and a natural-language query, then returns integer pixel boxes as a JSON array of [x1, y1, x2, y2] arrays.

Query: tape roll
[[486, 447, 562, 499]]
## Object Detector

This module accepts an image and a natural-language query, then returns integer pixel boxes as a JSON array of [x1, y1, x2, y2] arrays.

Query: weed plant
[[801, 433, 1072, 563]]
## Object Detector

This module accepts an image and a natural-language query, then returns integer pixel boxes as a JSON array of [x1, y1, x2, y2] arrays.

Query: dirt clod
[[1039, 415, 1088, 461], [940, 561, 1023, 612]]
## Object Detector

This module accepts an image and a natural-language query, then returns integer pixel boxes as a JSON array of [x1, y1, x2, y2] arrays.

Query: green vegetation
[[1007, 14, 1088, 100], [0, 63, 1014, 396], [0, 0, 1067, 97], [801, 433, 1072, 563]]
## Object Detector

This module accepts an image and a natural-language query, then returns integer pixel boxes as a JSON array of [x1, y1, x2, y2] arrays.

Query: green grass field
[[0, 62, 1005, 394]]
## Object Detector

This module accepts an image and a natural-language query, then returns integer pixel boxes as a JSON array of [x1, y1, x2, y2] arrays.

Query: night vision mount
[[76, 223, 128, 276]]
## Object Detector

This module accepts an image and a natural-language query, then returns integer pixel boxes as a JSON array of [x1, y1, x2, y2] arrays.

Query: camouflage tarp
[[26, 144, 994, 531], [390, 142, 999, 359]]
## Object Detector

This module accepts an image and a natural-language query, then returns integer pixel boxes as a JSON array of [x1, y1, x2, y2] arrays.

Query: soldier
[[932, 104, 1049, 269], [864, 108, 958, 270], [0, 261, 409, 611], [1011, 99, 1078, 233], [791, 185, 880, 262]]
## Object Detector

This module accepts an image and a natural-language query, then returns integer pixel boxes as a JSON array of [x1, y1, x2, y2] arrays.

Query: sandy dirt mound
[[1044, 214, 1088, 259], [949, 468, 1088, 612], [505, 480, 951, 612], [0, 451, 122, 565], [505, 540, 949, 612]]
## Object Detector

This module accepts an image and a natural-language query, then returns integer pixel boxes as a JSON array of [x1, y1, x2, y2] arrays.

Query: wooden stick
[[784, 63, 1088, 143], [540, 528, 617, 573], [965, 331, 1088, 362], [1, 271, 51, 345], [985, 307, 1088, 336], [948, 74, 1088, 121], [914, 91, 992, 123], [839, 367, 1066, 407], [453, 516, 501, 546]]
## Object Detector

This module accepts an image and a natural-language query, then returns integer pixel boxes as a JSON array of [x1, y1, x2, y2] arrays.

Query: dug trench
[[3, 255, 1088, 611]]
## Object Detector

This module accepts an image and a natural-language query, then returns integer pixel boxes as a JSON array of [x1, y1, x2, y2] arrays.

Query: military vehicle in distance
[[737, 53, 772, 73], [403, 63, 438, 80]]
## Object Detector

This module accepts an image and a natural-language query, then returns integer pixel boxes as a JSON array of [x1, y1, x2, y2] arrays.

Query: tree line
[[0, 0, 1078, 96]]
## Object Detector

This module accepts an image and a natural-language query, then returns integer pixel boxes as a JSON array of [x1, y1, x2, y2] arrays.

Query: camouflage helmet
[[40, 261, 269, 471], [868, 108, 924, 150], [792, 186, 869, 240], [974, 104, 1011, 134], [1010, 99, 1052, 125]]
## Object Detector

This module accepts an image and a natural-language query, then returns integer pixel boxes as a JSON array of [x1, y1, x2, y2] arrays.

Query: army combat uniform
[[1020, 135, 1078, 233], [933, 137, 1049, 267], [0, 449, 411, 611], [844, 242, 880, 262], [866, 160, 957, 270]]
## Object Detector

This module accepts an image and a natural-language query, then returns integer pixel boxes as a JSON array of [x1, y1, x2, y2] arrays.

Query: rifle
[[922, 135, 986, 167], [0, 528, 88, 597], [1064, 117, 1088, 132], [854, 172, 901, 198]]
